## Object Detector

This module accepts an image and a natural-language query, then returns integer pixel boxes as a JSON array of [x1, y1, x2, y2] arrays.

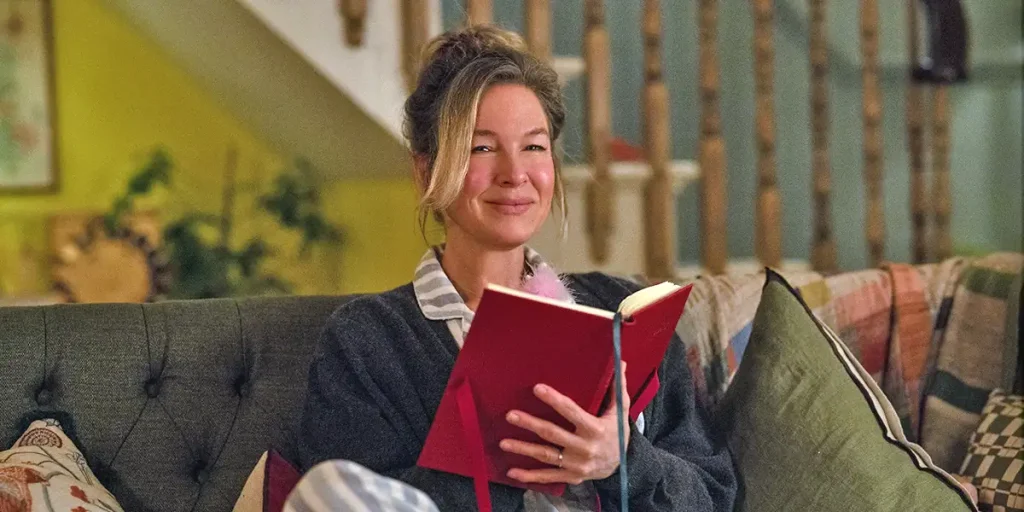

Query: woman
[[296, 25, 737, 511]]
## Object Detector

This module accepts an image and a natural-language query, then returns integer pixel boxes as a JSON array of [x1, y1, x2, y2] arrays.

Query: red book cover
[[416, 282, 693, 497]]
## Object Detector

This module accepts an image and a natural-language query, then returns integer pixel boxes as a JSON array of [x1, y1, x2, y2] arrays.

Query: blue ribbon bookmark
[[612, 312, 628, 512]]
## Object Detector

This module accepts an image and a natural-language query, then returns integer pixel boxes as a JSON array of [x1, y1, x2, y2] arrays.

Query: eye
[[471, 145, 493, 153], [525, 144, 547, 152]]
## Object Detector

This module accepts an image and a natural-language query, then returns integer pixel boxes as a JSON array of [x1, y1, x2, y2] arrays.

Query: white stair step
[[552, 55, 585, 85], [674, 259, 812, 281], [531, 160, 699, 277]]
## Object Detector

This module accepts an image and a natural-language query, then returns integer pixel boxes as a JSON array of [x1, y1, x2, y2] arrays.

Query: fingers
[[506, 468, 584, 486], [601, 363, 631, 419], [506, 410, 587, 452], [532, 383, 602, 432], [498, 438, 563, 467]]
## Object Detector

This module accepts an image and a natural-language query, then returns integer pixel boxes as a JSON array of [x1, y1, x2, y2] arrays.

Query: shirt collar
[[412, 245, 550, 323]]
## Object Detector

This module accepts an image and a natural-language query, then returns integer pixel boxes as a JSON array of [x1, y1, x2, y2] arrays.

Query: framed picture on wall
[[0, 0, 58, 192]]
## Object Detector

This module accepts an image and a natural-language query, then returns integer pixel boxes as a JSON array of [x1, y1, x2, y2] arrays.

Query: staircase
[[97, 0, 415, 179], [101, 0, 744, 279]]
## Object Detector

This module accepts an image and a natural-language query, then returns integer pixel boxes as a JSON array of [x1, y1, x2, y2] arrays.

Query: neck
[[440, 232, 525, 311]]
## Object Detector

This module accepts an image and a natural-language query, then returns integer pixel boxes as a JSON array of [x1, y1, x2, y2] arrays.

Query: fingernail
[[508, 412, 520, 423], [500, 440, 511, 450], [535, 384, 547, 395]]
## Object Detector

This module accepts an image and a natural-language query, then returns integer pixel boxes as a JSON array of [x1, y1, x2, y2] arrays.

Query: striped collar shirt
[[412, 245, 597, 512], [413, 245, 551, 347]]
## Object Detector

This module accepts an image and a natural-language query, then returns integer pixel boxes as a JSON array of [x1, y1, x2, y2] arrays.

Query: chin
[[486, 233, 534, 251], [481, 225, 538, 250]]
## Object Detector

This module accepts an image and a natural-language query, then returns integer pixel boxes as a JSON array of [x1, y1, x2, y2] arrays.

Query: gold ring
[[557, 449, 564, 468]]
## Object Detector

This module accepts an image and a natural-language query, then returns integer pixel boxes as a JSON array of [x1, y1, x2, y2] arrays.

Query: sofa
[[0, 295, 351, 511], [1, 253, 1020, 512]]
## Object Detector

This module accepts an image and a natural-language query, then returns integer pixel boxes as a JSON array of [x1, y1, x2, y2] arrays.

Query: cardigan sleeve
[[591, 336, 737, 511], [295, 298, 526, 512], [570, 273, 738, 511]]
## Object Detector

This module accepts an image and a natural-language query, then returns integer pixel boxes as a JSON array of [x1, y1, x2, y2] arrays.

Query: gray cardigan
[[296, 272, 737, 511]]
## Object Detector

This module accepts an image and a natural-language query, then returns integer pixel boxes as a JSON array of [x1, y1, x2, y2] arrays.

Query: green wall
[[0, 0, 424, 298], [444, 0, 1022, 270]]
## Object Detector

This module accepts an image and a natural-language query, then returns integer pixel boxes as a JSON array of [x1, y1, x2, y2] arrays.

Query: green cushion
[[716, 270, 978, 511]]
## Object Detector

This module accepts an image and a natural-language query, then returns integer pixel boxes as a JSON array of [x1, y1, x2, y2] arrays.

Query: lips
[[486, 198, 535, 215]]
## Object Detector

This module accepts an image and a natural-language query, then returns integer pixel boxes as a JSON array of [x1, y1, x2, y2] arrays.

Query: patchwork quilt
[[670, 253, 1023, 473]]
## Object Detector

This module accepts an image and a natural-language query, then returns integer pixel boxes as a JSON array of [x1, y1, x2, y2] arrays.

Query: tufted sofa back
[[0, 295, 353, 512]]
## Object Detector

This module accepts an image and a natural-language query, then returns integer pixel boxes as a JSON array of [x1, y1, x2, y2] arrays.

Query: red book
[[416, 281, 693, 504]]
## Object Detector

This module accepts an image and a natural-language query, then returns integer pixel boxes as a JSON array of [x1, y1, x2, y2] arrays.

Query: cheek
[[531, 165, 556, 199], [461, 164, 493, 200]]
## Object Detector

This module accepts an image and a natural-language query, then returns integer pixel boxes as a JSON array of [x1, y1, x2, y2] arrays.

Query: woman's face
[[444, 83, 555, 250]]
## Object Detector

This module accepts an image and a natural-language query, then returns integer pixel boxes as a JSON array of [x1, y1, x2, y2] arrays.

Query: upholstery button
[[144, 378, 161, 398], [35, 387, 52, 406], [234, 375, 251, 398], [192, 462, 210, 484]]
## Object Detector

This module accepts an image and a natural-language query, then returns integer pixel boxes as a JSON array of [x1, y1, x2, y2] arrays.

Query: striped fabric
[[284, 460, 440, 512], [412, 245, 547, 347]]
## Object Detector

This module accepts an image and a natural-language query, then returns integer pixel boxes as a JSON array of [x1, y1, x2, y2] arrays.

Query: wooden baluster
[[524, 0, 552, 62], [466, 0, 492, 26], [753, 0, 781, 269], [339, 0, 368, 47], [583, 0, 614, 265], [860, 0, 885, 267], [400, 0, 429, 92], [931, 86, 952, 260], [642, 0, 674, 281], [907, 0, 929, 263], [699, 0, 727, 274], [809, 0, 836, 273]]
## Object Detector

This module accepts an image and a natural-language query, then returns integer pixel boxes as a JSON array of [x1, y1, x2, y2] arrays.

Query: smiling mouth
[[486, 200, 535, 215]]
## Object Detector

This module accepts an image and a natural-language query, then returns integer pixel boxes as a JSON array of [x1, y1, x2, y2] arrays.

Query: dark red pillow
[[262, 450, 301, 512], [233, 450, 301, 512]]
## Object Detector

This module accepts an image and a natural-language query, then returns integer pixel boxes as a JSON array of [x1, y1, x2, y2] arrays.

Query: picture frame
[[0, 0, 58, 193]]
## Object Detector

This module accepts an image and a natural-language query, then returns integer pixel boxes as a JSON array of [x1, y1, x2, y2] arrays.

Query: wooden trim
[[339, 0, 368, 47], [860, 0, 885, 266], [642, 0, 674, 281], [931, 86, 952, 260], [753, 0, 781, 268], [809, 0, 836, 273], [698, 0, 727, 274], [465, 0, 492, 26], [524, 0, 552, 62], [400, 0, 429, 92], [906, 0, 929, 263], [583, 0, 614, 265]]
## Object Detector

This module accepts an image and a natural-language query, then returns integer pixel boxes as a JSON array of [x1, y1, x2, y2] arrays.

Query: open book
[[416, 280, 693, 500]]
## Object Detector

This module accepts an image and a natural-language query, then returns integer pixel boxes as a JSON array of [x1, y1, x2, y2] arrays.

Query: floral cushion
[[0, 419, 123, 511]]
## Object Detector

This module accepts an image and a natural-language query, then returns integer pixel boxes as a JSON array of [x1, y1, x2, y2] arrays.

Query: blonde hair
[[402, 25, 567, 239]]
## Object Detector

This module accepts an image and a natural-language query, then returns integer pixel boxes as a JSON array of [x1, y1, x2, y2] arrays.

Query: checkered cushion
[[959, 390, 1024, 512]]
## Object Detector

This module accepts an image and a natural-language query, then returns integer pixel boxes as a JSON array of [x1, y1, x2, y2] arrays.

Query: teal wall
[[443, 0, 1022, 270]]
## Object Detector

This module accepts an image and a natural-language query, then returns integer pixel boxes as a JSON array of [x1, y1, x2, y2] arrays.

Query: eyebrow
[[473, 127, 550, 137]]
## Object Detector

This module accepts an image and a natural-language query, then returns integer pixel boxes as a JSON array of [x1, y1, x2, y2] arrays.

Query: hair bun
[[421, 25, 529, 69]]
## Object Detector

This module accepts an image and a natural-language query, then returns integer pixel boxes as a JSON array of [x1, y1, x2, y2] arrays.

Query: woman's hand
[[500, 364, 630, 485]]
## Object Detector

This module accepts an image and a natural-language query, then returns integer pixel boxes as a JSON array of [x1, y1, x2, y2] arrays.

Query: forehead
[[474, 84, 547, 131]]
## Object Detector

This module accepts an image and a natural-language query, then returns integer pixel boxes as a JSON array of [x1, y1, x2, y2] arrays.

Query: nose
[[497, 151, 528, 187]]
